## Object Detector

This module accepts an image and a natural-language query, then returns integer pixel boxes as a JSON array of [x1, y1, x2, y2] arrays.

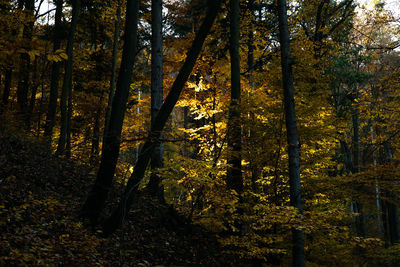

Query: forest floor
[[0, 125, 242, 266]]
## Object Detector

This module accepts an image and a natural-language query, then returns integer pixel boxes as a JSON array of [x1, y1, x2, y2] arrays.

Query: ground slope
[[0, 128, 239, 266]]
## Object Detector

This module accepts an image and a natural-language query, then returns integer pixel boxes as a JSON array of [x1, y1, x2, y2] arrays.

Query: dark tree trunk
[[27, 58, 39, 126], [91, 115, 100, 161], [352, 107, 365, 236], [2, 68, 12, 105], [146, 0, 164, 200], [102, 0, 122, 149], [226, 0, 243, 194], [17, 52, 30, 113], [277, 0, 305, 266], [80, 0, 141, 224], [102, 0, 223, 236], [247, 0, 258, 192], [56, 0, 80, 155], [382, 142, 400, 244], [387, 199, 400, 244], [16, 0, 34, 118], [183, 106, 189, 156], [44, 0, 64, 139]]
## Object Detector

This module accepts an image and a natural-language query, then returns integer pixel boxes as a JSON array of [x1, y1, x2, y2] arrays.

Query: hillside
[[0, 126, 240, 266]]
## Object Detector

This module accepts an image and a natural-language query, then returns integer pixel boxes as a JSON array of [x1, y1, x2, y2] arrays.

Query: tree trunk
[[102, 0, 122, 150], [91, 115, 100, 161], [56, 0, 80, 155], [277, 0, 305, 266], [351, 106, 365, 236], [2, 68, 12, 105], [146, 0, 164, 200], [247, 0, 258, 192], [80, 0, 141, 224], [27, 58, 38, 127], [226, 0, 243, 194], [44, 0, 64, 140], [102, 0, 223, 236], [16, 0, 34, 119], [383, 142, 400, 244], [370, 124, 383, 236]]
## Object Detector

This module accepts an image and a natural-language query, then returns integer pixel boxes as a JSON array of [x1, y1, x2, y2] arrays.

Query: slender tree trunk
[[65, 75, 73, 158], [27, 58, 38, 126], [102, 0, 223, 236], [370, 124, 383, 236], [91, 115, 100, 161], [16, 0, 34, 118], [183, 106, 190, 156], [80, 0, 141, 224], [17, 52, 30, 113], [383, 142, 400, 244], [1, 2, 15, 109], [352, 106, 365, 236], [226, 0, 243, 194], [146, 0, 164, 199], [90, 25, 105, 162], [246, 0, 258, 192], [277, 0, 305, 266], [65, 0, 81, 158], [102, 0, 122, 150], [44, 0, 64, 139], [56, 0, 80, 155], [2, 68, 12, 105]]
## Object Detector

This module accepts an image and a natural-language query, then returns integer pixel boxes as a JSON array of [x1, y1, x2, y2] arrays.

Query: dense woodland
[[1, 0, 400, 265]]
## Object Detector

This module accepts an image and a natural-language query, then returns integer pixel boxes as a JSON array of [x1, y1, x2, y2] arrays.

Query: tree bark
[[44, 0, 64, 140], [102, 0, 223, 236], [91, 115, 100, 161], [277, 0, 305, 266], [80, 0, 141, 224], [102, 0, 122, 150], [56, 0, 80, 155], [351, 106, 365, 236], [27, 58, 38, 126], [226, 0, 243, 194], [146, 0, 164, 199], [382, 142, 400, 244], [16, 0, 34, 119], [2, 68, 12, 106]]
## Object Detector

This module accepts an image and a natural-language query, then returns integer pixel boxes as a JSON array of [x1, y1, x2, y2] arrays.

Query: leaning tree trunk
[[277, 0, 305, 266], [56, 0, 80, 156], [102, 0, 224, 237], [44, 0, 64, 140], [226, 0, 243, 194], [146, 0, 165, 200], [80, 0, 141, 224]]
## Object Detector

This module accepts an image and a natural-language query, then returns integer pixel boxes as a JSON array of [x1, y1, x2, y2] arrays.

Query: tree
[[102, 0, 224, 236], [146, 0, 164, 200], [277, 0, 305, 266], [80, 0, 141, 224], [56, 0, 81, 155], [102, 0, 122, 152], [16, 0, 34, 121], [226, 0, 243, 194], [44, 0, 64, 140]]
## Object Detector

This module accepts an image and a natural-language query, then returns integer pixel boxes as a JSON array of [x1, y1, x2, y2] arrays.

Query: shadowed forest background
[[1, 0, 400, 266]]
